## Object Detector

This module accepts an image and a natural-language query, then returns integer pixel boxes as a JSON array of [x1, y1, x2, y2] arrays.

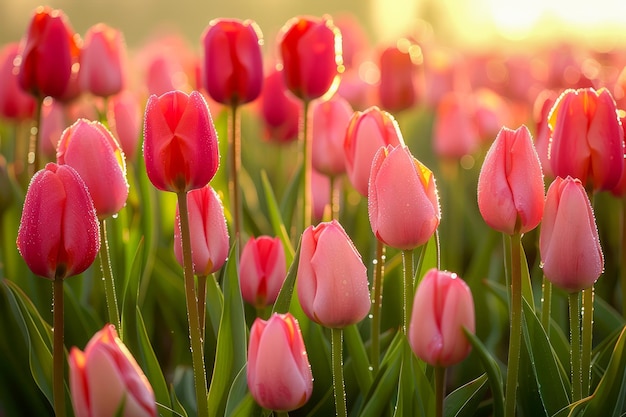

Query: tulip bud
[[143, 90, 219, 193], [477, 125, 545, 235], [240, 236, 287, 309], [344, 106, 405, 196], [532, 89, 559, 179], [107, 90, 141, 161], [539, 176, 603, 293], [17, 163, 100, 279], [297, 220, 371, 328], [79, 23, 127, 97], [259, 67, 301, 144], [173, 185, 229, 276], [311, 95, 353, 177], [368, 145, 440, 250], [57, 119, 129, 220], [69, 324, 157, 417], [39, 97, 67, 160], [201, 18, 264, 106], [378, 40, 419, 113], [409, 268, 475, 367], [432, 91, 480, 160], [0, 43, 35, 120]]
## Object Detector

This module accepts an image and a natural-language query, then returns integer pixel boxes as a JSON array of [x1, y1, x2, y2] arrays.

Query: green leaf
[[260, 170, 295, 263], [444, 373, 488, 417], [224, 364, 262, 417], [167, 384, 189, 417], [272, 239, 301, 315], [205, 272, 224, 340], [343, 324, 373, 396]]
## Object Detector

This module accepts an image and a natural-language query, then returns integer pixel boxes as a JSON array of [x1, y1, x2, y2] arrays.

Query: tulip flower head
[[247, 313, 313, 412], [409, 269, 475, 367], [259, 67, 301, 144], [79, 23, 127, 97], [311, 95, 353, 177], [297, 220, 371, 328], [539, 176, 604, 293], [69, 324, 157, 417], [477, 125, 545, 235], [240, 236, 287, 309], [378, 39, 420, 113], [107, 89, 142, 161], [17, 163, 100, 279], [0, 43, 35, 120]]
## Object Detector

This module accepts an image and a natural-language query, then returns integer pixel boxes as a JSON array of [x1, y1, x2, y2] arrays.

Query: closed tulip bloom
[[107, 90, 141, 161], [368, 145, 440, 250], [311, 95, 353, 176], [69, 324, 157, 417], [202, 18, 264, 105], [540, 176, 603, 293], [409, 269, 475, 367], [477, 125, 545, 235], [240, 236, 287, 309], [378, 41, 419, 113], [259, 67, 301, 143], [39, 97, 67, 160], [143, 90, 219, 193], [548, 87, 624, 191], [278, 15, 343, 101], [17, 163, 100, 279], [0, 43, 35, 120], [297, 220, 370, 328], [16, 6, 80, 99], [532, 89, 559, 179], [247, 313, 313, 412], [174, 185, 229, 276], [344, 106, 405, 196], [57, 119, 129, 219], [433, 91, 480, 160], [79, 23, 126, 97]]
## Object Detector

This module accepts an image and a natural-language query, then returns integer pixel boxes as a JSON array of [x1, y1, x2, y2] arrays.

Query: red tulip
[[79, 23, 127, 97], [311, 95, 353, 176], [278, 15, 343, 101], [378, 41, 419, 113], [477, 125, 545, 235], [69, 324, 157, 417], [107, 89, 141, 161], [201, 18, 264, 106], [259, 67, 301, 144], [297, 220, 370, 328], [0, 43, 35, 120], [39, 97, 67, 160], [368, 145, 440, 250], [57, 119, 128, 219], [16, 163, 100, 279], [240, 236, 286, 309], [173, 185, 229, 276], [247, 313, 313, 412], [409, 269, 475, 367], [143, 90, 219, 193], [16, 6, 81, 99], [548, 87, 624, 191], [539, 176, 603, 293], [344, 106, 405, 196]]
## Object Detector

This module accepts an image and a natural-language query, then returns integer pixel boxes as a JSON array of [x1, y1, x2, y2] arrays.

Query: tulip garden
[[2, 4, 626, 417]]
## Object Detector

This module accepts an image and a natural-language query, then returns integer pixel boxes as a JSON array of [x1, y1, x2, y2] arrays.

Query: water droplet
[[381, 255, 386, 261], [372, 259, 378, 265], [539, 261, 544, 269], [368, 314, 373, 319], [368, 366, 374, 371]]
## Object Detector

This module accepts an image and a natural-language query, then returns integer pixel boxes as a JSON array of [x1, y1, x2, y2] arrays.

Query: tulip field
[[3, 4, 626, 417]]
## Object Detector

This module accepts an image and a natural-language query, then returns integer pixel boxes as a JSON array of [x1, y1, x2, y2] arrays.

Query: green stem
[[330, 175, 340, 221], [402, 249, 415, 334], [569, 292, 582, 401], [53, 276, 66, 417], [275, 411, 289, 417], [229, 103, 243, 251], [197, 274, 208, 345], [177, 191, 209, 417], [300, 100, 311, 233], [370, 239, 385, 373], [28, 95, 44, 177], [581, 286, 593, 396], [541, 275, 552, 339], [99, 219, 121, 332], [435, 366, 446, 417], [504, 232, 522, 417], [331, 327, 347, 417]]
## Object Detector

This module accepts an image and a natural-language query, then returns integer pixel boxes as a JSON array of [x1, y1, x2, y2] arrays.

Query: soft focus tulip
[[548, 87, 624, 191], [16, 163, 100, 279], [368, 145, 440, 250], [344, 106, 405, 196], [532, 89, 559, 179], [259, 67, 301, 143], [477, 125, 545, 235], [79, 23, 126, 97], [278, 15, 343, 101], [0, 43, 35, 120], [201, 18, 264, 106], [311, 95, 353, 176], [173, 185, 229, 276], [240, 236, 286, 309], [297, 220, 370, 328], [107, 89, 142, 161], [247, 313, 313, 412], [409, 268, 475, 367], [16, 6, 81, 99], [378, 40, 419, 113], [39, 97, 67, 160], [57, 119, 128, 219], [143, 90, 219, 193], [312, 168, 331, 221], [69, 324, 157, 417], [539, 176, 603, 293], [433, 91, 480, 160]]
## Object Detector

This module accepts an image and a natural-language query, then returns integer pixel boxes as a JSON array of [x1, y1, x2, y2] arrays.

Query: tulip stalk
[[434, 366, 446, 417], [402, 249, 414, 334], [52, 275, 66, 417], [370, 239, 385, 372], [229, 103, 243, 250], [331, 327, 347, 417], [197, 274, 208, 343], [541, 276, 552, 338], [504, 231, 522, 417], [176, 191, 209, 417], [581, 287, 593, 396], [99, 219, 121, 332], [28, 96, 44, 177], [300, 100, 312, 232], [569, 292, 582, 401]]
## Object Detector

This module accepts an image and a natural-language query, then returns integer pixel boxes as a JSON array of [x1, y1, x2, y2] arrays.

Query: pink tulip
[[79, 23, 127, 97], [311, 168, 331, 221], [107, 89, 142, 161], [173, 185, 229, 276], [247, 313, 313, 412], [539, 176, 604, 293], [532, 89, 559, 179], [57, 119, 128, 220], [378, 41, 419, 113], [368, 145, 440, 250], [240, 236, 286, 309], [344, 106, 405, 196], [297, 220, 371, 328], [409, 269, 475, 367], [548, 87, 624, 191], [16, 163, 100, 279], [259, 67, 301, 144], [432, 91, 480, 160], [311, 95, 353, 177], [143, 90, 219, 193], [38, 97, 67, 160], [69, 324, 157, 417], [477, 125, 545, 235], [0, 43, 35, 120]]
